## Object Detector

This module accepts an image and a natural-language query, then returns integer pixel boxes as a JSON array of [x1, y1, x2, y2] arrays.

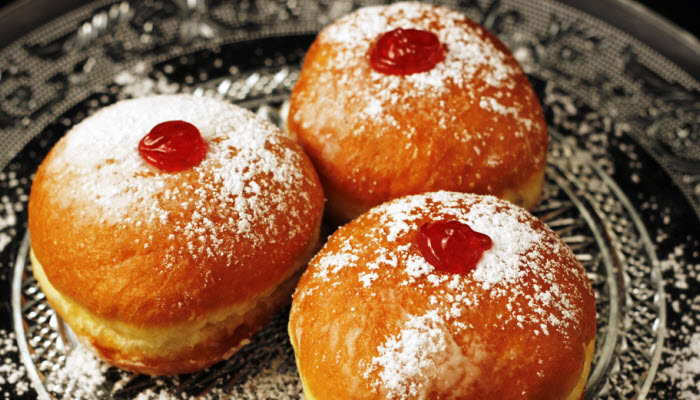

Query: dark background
[[0, 0, 698, 89], [0, 0, 698, 40], [637, 0, 699, 38], [4, 0, 696, 81], [636, 0, 698, 38]]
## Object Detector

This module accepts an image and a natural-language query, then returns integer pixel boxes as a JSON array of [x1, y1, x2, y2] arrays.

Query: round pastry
[[288, 2, 548, 223], [289, 192, 596, 400], [28, 94, 324, 375]]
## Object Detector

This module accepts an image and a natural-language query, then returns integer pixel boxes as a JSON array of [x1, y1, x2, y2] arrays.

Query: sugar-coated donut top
[[29, 95, 324, 325], [289, 2, 548, 216], [323, 2, 516, 100], [298, 192, 587, 335], [290, 192, 595, 399], [297, 1, 536, 138], [47, 95, 309, 262]]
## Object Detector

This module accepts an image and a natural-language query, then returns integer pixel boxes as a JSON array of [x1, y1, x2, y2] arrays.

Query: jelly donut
[[28, 95, 324, 375], [289, 192, 596, 400], [288, 2, 548, 222]]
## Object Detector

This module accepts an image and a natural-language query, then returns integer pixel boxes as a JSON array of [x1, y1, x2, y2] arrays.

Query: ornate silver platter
[[0, 0, 698, 399]]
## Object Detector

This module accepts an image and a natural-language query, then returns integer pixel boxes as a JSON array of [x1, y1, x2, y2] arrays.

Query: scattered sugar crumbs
[[0, 330, 29, 398]]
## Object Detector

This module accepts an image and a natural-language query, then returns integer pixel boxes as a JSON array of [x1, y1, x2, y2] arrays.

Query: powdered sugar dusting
[[479, 96, 518, 117], [0, 331, 29, 398], [290, 2, 543, 202], [659, 332, 700, 399], [46, 345, 109, 399], [41, 95, 315, 269], [297, 1, 537, 146], [362, 310, 476, 400], [297, 192, 592, 399], [322, 2, 516, 95]]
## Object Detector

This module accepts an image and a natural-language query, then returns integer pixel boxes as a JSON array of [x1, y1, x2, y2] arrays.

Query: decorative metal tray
[[1, 0, 698, 399]]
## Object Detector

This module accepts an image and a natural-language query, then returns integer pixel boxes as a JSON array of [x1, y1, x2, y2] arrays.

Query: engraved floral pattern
[[0, 0, 698, 399]]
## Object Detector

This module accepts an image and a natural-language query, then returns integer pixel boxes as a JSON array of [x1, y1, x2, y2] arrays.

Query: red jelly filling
[[138, 120, 207, 172], [417, 220, 492, 274], [369, 28, 446, 75]]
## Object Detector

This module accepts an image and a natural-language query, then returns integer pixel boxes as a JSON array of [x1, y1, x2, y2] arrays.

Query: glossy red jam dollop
[[417, 220, 492, 274], [369, 28, 446, 75], [138, 120, 207, 172]]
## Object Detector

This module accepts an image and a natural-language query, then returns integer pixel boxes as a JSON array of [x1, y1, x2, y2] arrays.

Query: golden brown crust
[[29, 152, 321, 327], [29, 95, 324, 328], [33, 248, 313, 376], [28, 95, 325, 374], [288, 2, 548, 222], [323, 164, 545, 224], [296, 339, 595, 400], [289, 192, 596, 400]]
